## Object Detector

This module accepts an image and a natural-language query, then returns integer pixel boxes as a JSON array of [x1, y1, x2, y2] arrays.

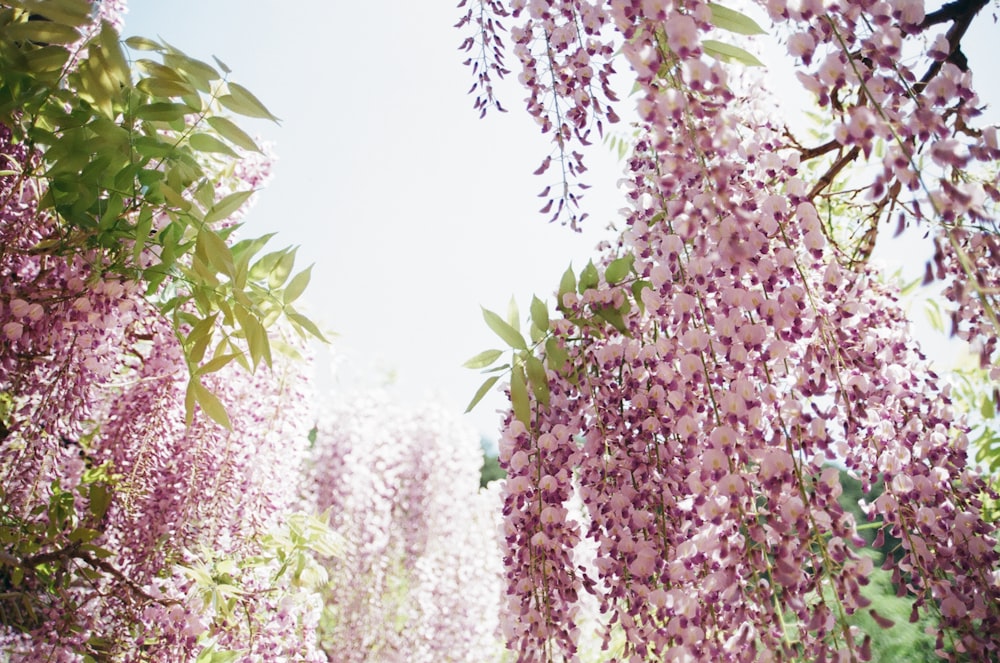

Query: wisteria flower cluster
[[307, 393, 507, 662], [460, 0, 1000, 660]]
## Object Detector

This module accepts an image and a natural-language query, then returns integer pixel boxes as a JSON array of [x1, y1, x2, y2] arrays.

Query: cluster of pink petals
[[468, 0, 1000, 660], [307, 394, 506, 662]]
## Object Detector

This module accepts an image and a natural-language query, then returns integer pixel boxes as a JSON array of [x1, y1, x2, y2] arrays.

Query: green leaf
[[708, 3, 766, 35], [4, 20, 80, 45], [558, 264, 576, 308], [206, 116, 260, 152], [20, 0, 92, 26], [578, 261, 599, 293], [530, 295, 549, 332], [205, 190, 254, 225], [189, 133, 239, 158], [463, 349, 503, 369], [631, 279, 652, 314], [235, 305, 270, 369], [283, 265, 312, 305], [286, 310, 329, 343], [545, 336, 568, 371], [125, 36, 163, 51], [507, 296, 520, 329], [137, 76, 197, 98], [466, 375, 500, 413], [25, 45, 71, 72], [511, 364, 531, 426], [980, 396, 995, 420], [199, 353, 238, 376], [163, 52, 220, 93], [135, 102, 192, 122], [268, 249, 296, 289], [219, 82, 279, 121], [189, 379, 232, 429], [97, 20, 130, 84], [483, 307, 527, 350], [88, 483, 111, 521], [596, 305, 630, 335], [197, 227, 235, 278], [702, 39, 765, 67], [526, 355, 550, 407], [605, 254, 635, 284], [213, 55, 231, 74]]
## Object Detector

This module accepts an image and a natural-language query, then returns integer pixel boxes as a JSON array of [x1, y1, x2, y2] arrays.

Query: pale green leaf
[[219, 82, 279, 121], [206, 116, 260, 152], [605, 254, 634, 284], [558, 264, 576, 300], [511, 365, 530, 426], [483, 307, 527, 350], [5, 21, 80, 45], [463, 349, 503, 369], [283, 265, 312, 305], [137, 76, 196, 98], [286, 310, 329, 343], [268, 249, 296, 289], [21, 0, 92, 26], [188, 379, 232, 429], [702, 39, 765, 67], [135, 102, 192, 122], [465, 375, 500, 413], [578, 261, 599, 293], [212, 55, 231, 74], [708, 3, 767, 35], [530, 295, 549, 332], [124, 36, 163, 51], [545, 336, 568, 372], [205, 189, 254, 225], [189, 133, 239, 157], [507, 296, 520, 329], [526, 355, 550, 407]]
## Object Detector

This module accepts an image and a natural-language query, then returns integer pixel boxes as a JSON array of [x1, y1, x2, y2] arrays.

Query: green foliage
[[466, 256, 644, 425], [848, 563, 939, 662], [0, 7, 325, 425], [0, 474, 119, 635], [479, 439, 505, 487]]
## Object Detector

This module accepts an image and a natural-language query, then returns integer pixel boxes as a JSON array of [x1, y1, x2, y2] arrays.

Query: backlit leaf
[[5, 21, 80, 45], [702, 39, 765, 67], [708, 3, 766, 35], [511, 364, 530, 426], [463, 348, 503, 369], [282, 265, 312, 305], [483, 307, 527, 350], [507, 296, 520, 329], [605, 254, 635, 284], [465, 375, 500, 413], [530, 295, 549, 332], [137, 76, 196, 99], [192, 380, 231, 428], [20, 0, 92, 26], [219, 82, 279, 121], [526, 355, 550, 406], [135, 102, 191, 122], [205, 190, 254, 225], [189, 133, 239, 158], [286, 310, 329, 343], [578, 261, 599, 293], [206, 116, 260, 152]]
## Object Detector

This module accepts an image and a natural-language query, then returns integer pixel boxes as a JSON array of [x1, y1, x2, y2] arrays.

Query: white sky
[[124, 2, 999, 440]]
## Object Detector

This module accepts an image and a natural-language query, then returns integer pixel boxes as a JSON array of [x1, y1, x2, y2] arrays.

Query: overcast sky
[[123, 2, 1000, 439]]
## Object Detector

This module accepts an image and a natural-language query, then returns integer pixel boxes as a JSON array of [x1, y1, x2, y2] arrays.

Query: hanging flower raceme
[[460, 0, 1000, 660], [308, 394, 506, 662]]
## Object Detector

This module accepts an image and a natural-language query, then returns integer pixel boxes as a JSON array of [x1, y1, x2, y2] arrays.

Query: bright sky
[[124, 2, 999, 440]]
